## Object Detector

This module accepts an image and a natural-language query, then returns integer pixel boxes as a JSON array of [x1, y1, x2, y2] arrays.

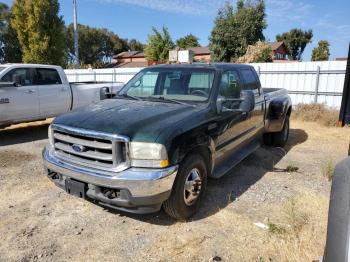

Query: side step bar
[[210, 139, 261, 179]]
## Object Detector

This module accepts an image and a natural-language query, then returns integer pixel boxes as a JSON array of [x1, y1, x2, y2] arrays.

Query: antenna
[[73, 0, 80, 68]]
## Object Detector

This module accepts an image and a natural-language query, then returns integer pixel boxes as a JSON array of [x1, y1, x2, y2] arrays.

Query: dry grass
[[259, 193, 328, 262], [292, 103, 339, 127], [321, 160, 336, 181]]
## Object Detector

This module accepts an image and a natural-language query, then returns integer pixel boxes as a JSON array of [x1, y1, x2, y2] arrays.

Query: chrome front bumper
[[42, 146, 178, 213]]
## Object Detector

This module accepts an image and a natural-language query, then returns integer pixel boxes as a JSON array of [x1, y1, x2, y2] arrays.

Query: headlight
[[129, 142, 168, 168], [48, 125, 54, 147]]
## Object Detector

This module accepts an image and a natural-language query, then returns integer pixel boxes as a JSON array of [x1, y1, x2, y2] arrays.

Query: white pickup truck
[[0, 64, 122, 128]]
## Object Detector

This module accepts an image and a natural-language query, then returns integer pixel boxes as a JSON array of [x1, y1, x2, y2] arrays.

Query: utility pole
[[73, 0, 80, 68]]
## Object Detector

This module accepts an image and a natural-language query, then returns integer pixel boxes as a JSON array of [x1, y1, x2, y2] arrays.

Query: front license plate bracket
[[65, 178, 87, 199]]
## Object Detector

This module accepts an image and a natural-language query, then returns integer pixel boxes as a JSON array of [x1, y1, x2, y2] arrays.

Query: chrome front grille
[[51, 124, 130, 172]]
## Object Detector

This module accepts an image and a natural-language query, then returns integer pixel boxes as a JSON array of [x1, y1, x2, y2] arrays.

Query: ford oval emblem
[[72, 144, 86, 153]]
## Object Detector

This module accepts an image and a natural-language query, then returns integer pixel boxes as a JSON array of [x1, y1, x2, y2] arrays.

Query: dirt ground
[[0, 119, 349, 262]]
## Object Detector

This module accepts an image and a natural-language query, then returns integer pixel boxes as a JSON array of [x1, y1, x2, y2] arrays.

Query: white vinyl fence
[[65, 61, 347, 108]]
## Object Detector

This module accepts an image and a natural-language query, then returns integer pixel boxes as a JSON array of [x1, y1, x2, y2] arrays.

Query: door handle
[[26, 89, 36, 94]]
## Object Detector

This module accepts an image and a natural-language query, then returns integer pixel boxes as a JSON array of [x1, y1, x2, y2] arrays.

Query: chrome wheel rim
[[184, 168, 202, 206]]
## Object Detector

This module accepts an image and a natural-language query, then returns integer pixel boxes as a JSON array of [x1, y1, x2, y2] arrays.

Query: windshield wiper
[[145, 96, 191, 106], [117, 93, 142, 101]]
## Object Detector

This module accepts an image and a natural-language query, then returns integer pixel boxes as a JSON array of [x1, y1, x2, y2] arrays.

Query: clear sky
[[3, 0, 350, 60]]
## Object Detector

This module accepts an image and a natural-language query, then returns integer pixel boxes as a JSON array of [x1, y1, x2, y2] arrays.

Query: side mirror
[[100, 86, 110, 100], [217, 90, 255, 113]]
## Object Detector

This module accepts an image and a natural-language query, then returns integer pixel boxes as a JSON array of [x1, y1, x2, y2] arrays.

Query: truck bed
[[263, 88, 288, 100]]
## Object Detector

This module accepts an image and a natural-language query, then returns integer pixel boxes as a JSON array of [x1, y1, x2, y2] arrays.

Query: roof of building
[[187, 47, 210, 55], [268, 41, 285, 51], [335, 57, 347, 61], [113, 51, 143, 59], [112, 61, 148, 68]]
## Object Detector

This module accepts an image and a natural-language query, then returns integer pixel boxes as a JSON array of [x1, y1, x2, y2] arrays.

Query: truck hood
[[53, 99, 205, 142]]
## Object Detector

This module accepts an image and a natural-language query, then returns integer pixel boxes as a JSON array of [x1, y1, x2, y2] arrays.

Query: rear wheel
[[263, 132, 272, 146], [163, 154, 207, 220], [271, 116, 290, 147]]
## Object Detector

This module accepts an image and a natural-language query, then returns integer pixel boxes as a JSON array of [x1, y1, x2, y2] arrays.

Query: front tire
[[163, 154, 207, 220]]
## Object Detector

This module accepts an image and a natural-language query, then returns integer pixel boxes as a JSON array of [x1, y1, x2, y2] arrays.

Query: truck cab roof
[[149, 63, 254, 71], [0, 63, 63, 70]]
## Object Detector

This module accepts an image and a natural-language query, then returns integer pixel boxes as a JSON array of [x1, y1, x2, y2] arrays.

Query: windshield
[[120, 68, 215, 102]]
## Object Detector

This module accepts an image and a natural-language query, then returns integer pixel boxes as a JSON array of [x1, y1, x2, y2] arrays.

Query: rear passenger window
[[35, 68, 62, 85], [241, 69, 257, 86], [240, 69, 260, 93]]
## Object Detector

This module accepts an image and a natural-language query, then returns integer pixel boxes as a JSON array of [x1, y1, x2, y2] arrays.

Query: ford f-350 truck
[[0, 64, 121, 128], [42, 63, 292, 220]]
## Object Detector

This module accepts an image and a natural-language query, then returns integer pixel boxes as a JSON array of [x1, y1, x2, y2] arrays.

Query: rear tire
[[271, 116, 290, 147], [263, 133, 272, 146], [163, 154, 207, 220]]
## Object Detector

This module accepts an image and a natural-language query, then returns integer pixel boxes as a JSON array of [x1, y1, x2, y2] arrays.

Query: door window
[[0, 68, 33, 86], [34, 68, 62, 85], [127, 71, 159, 96]]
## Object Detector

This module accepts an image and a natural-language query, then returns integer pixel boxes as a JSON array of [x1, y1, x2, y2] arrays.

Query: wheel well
[[287, 106, 292, 117], [187, 146, 213, 175]]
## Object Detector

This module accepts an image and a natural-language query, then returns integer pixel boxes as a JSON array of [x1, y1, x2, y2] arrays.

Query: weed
[[257, 257, 266, 262], [268, 222, 287, 235], [285, 165, 299, 172], [283, 198, 309, 236], [321, 160, 335, 181]]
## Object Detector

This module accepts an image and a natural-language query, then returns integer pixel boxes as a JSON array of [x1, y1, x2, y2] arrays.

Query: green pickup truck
[[42, 63, 292, 220]]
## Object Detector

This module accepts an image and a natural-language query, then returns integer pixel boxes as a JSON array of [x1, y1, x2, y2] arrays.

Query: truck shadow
[[195, 128, 308, 221], [103, 128, 308, 225], [0, 123, 50, 146]]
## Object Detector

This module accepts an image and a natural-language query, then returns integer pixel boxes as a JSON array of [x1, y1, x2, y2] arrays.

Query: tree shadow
[[101, 128, 308, 225], [0, 123, 50, 147]]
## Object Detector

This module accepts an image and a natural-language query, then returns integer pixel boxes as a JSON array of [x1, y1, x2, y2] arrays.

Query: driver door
[[215, 70, 255, 159], [0, 68, 39, 125]]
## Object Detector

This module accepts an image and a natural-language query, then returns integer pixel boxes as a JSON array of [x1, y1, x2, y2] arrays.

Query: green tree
[[67, 24, 128, 66], [127, 39, 144, 51], [209, 0, 266, 62], [144, 26, 174, 63], [176, 34, 200, 49], [276, 28, 313, 61], [11, 0, 66, 66], [0, 3, 22, 63], [311, 40, 330, 61]]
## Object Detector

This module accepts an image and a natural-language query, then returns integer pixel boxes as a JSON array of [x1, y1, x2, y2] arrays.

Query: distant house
[[112, 51, 148, 68], [110, 43, 288, 68], [111, 47, 212, 68], [269, 41, 289, 62], [187, 47, 211, 62]]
